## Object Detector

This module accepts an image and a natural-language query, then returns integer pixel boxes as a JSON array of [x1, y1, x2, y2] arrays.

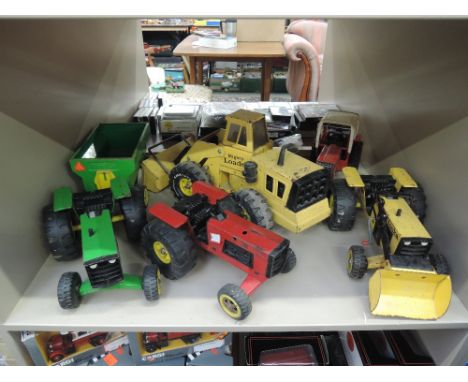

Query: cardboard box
[[237, 19, 285, 42], [21, 331, 128, 366], [128, 332, 228, 365]]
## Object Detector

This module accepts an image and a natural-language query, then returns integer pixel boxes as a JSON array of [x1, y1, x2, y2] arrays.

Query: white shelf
[[5, 190, 468, 332]]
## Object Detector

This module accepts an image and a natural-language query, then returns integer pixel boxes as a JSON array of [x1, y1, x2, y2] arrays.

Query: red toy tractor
[[141, 181, 297, 320], [46, 331, 108, 363], [142, 332, 202, 353], [312, 111, 363, 174]]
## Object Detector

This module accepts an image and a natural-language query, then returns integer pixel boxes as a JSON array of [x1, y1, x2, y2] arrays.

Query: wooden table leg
[[197, 60, 204, 85], [189, 57, 196, 84], [261, 59, 273, 101]]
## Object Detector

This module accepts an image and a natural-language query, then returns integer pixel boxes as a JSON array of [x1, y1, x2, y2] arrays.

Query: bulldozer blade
[[368, 268, 452, 320]]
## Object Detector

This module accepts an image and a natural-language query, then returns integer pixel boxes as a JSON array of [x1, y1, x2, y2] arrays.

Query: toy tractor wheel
[[120, 185, 147, 242], [234, 189, 274, 229], [42, 205, 80, 262], [217, 284, 252, 320], [281, 248, 297, 273], [348, 140, 363, 168], [51, 354, 64, 363], [430, 253, 450, 275], [327, 179, 357, 231], [142, 265, 161, 301], [141, 219, 196, 280], [169, 161, 210, 199], [57, 272, 82, 309], [347, 245, 368, 279], [145, 343, 159, 353], [399, 186, 426, 221], [89, 334, 107, 347]]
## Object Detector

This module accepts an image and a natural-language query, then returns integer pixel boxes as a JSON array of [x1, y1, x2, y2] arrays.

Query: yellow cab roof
[[226, 109, 265, 124]]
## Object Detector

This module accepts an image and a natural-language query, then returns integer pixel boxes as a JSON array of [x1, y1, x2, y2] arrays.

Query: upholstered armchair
[[282, 20, 328, 101]]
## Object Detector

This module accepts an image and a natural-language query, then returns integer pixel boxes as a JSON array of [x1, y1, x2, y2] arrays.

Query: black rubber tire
[[348, 140, 363, 168], [182, 334, 202, 344], [327, 179, 357, 231], [141, 219, 196, 280], [217, 283, 252, 320], [233, 189, 274, 229], [120, 185, 147, 242], [399, 186, 426, 221], [281, 248, 297, 273], [310, 146, 319, 162], [430, 253, 450, 275], [169, 161, 210, 199], [89, 334, 107, 347], [142, 264, 161, 301], [42, 205, 80, 262], [145, 344, 159, 353], [57, 272, 82, 309], [347, 245, 368, 279], [51, 354, 64, 363]]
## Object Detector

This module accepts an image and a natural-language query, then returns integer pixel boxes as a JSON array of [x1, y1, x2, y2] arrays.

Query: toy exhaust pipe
[[368, 269, 452, 320]]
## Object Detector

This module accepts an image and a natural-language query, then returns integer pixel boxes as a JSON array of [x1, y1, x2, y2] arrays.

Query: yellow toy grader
[[332, 167, 452, 319], [142, 109, 331, 233]]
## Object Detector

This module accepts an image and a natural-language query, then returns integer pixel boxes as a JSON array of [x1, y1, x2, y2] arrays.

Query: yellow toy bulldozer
[[142, 109, 331, 233], [333, 167, 452, 319]]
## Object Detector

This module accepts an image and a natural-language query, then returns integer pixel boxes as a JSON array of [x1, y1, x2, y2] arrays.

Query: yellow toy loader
[[142, 109, 331, 233], [332, 167, 452, 319]]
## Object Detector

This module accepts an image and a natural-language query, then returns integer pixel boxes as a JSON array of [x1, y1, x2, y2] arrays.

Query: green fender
[[53, 187, 73, 212]]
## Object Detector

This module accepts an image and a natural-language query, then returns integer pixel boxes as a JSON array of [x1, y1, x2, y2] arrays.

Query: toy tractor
[[141, 181, 297, 320], [42, 123, 161, 309], [142, 332, 201, 353], [331, 167, 451, 319], [47, 331, 108, 362], [311, 111, 363, 174], [141, 109, 330, 233]]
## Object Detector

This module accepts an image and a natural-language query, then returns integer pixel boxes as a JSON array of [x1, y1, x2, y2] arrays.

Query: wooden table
[[173, 34, 287, 101]]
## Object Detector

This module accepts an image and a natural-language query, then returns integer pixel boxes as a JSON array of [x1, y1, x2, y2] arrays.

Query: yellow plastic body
[[143, 111, 331, 232], [369, 267, 452, 319], [342, 166, 365, 188], [389, 167, 418, 191]]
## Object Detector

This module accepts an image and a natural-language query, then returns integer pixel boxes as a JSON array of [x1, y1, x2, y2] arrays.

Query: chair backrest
[[287, 19, 328, 56]]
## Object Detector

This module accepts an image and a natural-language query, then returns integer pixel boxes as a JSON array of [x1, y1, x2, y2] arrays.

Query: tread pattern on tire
[[142, 265, 161, 301], [141, 219, 196, 280], [42, 205, 80, 261], [281, 248, 297, 273], [234, 189, 274, 229], [120, 185, 147, 242], [399, 186, 426, 221], [348, 245, 368, 279], [57, 272, 82, 309], [217, 283, 252, 320], [169, 161, 210, 199], [430, 253, 450, 275], [327, 179, 357, 231]]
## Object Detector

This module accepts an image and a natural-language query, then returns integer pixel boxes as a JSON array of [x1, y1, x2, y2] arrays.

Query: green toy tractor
[[42, 123, 161, 309]]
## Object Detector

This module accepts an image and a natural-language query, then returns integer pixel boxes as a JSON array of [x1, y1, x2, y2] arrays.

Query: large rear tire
[[120, 185, 147, 242], [233, 189, 274, 229], [169, 161, 210, 199], [141, 219, 196, 280], [399, 186, 426, 221], [42, 205, 80, 261], [327, 179, 357, 231]]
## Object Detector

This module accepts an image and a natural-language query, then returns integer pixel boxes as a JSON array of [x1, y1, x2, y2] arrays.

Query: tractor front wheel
[[141, 219, 196, 280], [57, 272, 82, 309], [281, 248, 297, 273], [120, 185, 147, 242], [234, 189, 274, 229], [430, 253, 450, 275], [217, 284, 252, 320], [169, 161, 210, 199], [42, 205, 80, 262], [142, 265, 161, 301], [327, 179, 357, 231], [347, 245, 368, 279]]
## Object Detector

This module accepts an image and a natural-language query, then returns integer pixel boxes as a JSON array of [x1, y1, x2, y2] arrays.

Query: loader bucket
[[368, 269, 452, 320]]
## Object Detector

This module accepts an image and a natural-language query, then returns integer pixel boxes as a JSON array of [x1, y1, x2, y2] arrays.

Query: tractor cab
[[314, 111, 362, 173], [222, 109, 272, 155]]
